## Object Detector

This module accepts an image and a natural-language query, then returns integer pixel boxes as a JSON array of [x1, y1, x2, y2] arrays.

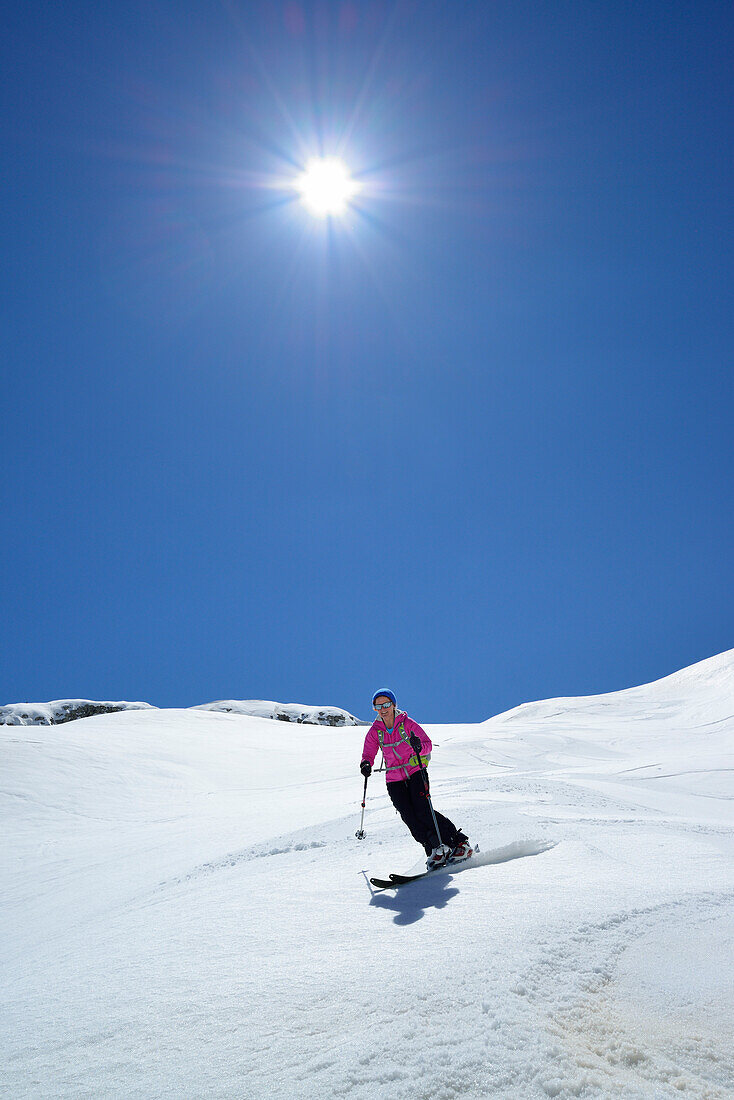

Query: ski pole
[[355, 774, 368, 839], [411, 736, 443, 850], [420, 768, 444, 850]]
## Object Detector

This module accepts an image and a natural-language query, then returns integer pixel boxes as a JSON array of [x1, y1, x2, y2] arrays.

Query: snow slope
[[2, 653, 733, 1099]]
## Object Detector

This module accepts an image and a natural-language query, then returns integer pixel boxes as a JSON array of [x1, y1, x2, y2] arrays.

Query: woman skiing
[[360, 689, 473, 870]]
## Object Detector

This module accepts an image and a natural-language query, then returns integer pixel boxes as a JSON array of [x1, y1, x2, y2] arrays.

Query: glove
[[360, 761, 372, 778], [409, 734, 422, 754]]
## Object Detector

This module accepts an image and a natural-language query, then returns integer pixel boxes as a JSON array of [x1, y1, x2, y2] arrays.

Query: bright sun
[[296, 157, 359, 217]]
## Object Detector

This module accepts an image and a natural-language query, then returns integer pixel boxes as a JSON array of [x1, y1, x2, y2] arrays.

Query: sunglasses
[[374, 701, 394, 710]]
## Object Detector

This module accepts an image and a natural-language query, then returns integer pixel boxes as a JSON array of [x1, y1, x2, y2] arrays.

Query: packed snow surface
[[2, 652, 733, 1098]]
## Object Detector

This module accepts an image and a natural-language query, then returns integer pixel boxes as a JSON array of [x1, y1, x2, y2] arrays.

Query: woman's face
[[374, 696, 395, 725]]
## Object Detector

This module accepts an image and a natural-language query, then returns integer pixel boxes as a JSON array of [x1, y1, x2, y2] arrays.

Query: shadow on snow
[[363, 839, 557, 926], [367, 873, 460, 925]]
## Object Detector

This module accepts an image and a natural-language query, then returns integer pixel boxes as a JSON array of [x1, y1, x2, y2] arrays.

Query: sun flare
[[296, 157, 359, 217]]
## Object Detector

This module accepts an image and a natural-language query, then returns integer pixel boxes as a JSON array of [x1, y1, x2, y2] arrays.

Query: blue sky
[[3, 1, 732, 722]]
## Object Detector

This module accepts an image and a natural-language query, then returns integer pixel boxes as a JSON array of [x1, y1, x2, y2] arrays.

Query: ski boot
[[448, 839, 474, 863], [426, 844, 452, 871]]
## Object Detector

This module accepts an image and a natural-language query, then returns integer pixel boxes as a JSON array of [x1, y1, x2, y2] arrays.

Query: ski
[[369, 874, 430, 889], [370, 847, 478, 890]]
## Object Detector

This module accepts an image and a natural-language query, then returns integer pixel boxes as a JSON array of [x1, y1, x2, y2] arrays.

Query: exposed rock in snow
[[1, 698, 364, 727], [0, 700, 155, 726], [193, 700, 364, 725]]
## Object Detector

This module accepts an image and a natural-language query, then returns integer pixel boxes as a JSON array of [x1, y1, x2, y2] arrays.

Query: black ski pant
[[387, 771, 465, 854]]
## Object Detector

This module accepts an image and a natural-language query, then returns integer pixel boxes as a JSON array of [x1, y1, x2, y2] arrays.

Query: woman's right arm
[[361, 722, 379, 766]]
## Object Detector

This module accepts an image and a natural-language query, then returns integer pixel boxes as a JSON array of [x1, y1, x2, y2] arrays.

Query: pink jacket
[[361, 712, 433, 783]]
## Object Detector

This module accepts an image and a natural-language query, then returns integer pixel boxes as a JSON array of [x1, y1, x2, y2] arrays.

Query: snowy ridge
[[2, 651, 733, 1098], [487, 647, 734, 731]]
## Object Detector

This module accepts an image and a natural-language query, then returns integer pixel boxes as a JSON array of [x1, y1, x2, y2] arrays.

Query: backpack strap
[[377, 722, 430, 777]]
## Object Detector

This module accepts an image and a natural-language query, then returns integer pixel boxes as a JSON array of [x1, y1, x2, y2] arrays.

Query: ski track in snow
[[159, 832, 330, 889], [2, 651, 734, 1098]]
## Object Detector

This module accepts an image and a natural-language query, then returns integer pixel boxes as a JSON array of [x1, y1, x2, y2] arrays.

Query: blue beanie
[[372, 688, 396, 706]]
